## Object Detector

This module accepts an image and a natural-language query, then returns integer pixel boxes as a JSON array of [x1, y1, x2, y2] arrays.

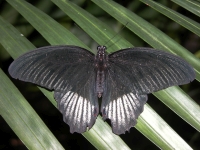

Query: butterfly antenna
[[104, 22, 129, 49]]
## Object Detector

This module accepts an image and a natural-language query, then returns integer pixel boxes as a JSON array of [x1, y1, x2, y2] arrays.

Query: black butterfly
[[8, 45, 195, 135]]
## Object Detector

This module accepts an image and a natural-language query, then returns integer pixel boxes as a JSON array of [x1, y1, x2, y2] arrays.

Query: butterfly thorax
[[95, 46, 108, 98]]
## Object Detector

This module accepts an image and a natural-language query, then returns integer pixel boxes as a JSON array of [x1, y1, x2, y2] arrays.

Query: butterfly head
[[97, 46, 106, 55], [96, 46, 107, 62]]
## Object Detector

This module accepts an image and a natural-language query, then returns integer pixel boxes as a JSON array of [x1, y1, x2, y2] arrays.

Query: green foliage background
[[0, 0, 200, 149]]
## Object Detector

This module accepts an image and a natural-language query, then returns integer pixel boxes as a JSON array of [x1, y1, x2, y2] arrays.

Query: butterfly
[[8, 45, 195, 135]]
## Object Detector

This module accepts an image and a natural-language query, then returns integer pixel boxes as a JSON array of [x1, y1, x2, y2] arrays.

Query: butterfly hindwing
[[101, 67, 148, 134], [54, 71, 98, 133]]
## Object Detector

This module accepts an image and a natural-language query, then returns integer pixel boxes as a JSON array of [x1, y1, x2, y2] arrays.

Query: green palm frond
[[0, 0, 199, 149]]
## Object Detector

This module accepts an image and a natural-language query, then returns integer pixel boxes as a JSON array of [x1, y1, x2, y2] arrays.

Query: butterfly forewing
[[9, 45, 95, 90], [108, 47, 195, 94]]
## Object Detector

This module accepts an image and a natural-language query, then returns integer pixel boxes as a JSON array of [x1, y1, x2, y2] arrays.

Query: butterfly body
[[95, 46, 108, 98], [9, 45, 195, 134]]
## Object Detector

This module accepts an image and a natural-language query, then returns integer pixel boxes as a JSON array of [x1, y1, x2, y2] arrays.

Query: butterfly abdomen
[[96, 69, 105, 98]]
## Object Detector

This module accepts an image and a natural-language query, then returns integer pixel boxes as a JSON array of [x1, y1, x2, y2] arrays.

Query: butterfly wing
[[9, 45, 99, 133], [101, 47, 195, 134], [101, 74, 147, 134], [54, 72, 98, 133], [108, 47, 195, 94], [9, 45, 95, 91]]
